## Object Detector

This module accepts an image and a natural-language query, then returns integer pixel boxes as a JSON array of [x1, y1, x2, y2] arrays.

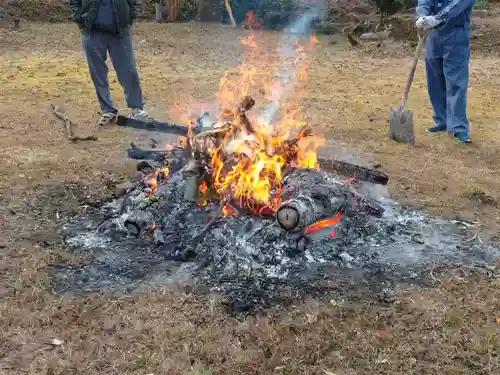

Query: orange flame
[[222, 203, 237, 216], [205, 22, 321, 213], [161, 144, 173, 151], [310, 33, 319, 46], [243, 11, 263, 30], [199, 180, 208, 194], [150, 221, 157, 233]]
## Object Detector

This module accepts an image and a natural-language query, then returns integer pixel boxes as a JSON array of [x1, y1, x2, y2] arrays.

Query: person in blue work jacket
[[415, 0, 475, 143]]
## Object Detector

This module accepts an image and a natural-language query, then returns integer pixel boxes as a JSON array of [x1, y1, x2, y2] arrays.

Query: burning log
[[125, 146, 389, 187], [116, 115, 202, 137], [121, 95, 388, 229], [277, 197, 331, 231], [50, 104, 98, 142], [276, 169, 346, 232]]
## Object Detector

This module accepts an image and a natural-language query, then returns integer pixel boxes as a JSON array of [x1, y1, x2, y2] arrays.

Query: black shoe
[[426, 124, 447, 133]]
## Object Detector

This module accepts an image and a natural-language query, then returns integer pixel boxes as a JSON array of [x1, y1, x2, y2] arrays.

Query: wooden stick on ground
[[50, 104, 98, 142]]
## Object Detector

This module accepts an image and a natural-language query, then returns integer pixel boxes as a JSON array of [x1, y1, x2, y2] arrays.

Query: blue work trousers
[[425, 25, 470, 134], [81, 28, 144, 114]]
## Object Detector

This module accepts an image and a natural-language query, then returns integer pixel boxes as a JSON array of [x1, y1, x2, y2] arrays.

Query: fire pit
[[56, 98, 499, 312], [53, 14, 499, 312]]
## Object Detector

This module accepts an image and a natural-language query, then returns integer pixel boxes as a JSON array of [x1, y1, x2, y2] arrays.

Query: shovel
[[388, 31, 427, 144]]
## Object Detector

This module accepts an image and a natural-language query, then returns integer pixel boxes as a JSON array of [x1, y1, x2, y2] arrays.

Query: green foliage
[[180, 0, 199, 20], [370, 0, 405, 16], [255, 0, 297, 29], [474, 0, 489, 9]]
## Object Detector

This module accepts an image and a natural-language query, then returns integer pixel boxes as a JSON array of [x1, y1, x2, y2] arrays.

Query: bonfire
[[120, 14, 387, 251]]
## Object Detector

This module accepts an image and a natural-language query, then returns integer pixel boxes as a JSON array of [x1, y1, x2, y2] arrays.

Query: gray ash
[[53, 157, 499, 313]]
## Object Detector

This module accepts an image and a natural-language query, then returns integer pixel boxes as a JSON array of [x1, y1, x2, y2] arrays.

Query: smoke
[[258, 4, 326, 127]]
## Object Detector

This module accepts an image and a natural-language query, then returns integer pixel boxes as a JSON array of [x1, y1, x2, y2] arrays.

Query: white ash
[[53, 166, 500, 312]]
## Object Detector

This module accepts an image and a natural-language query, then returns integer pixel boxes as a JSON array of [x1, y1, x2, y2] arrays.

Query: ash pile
[[56, 97, 499, 312]]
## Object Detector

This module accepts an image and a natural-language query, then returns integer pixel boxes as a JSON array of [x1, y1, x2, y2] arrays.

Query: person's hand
[[415, 16, 442, 29]]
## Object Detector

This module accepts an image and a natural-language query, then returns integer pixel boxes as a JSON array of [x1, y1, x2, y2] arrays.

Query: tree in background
[[370, 0, 405, 30]]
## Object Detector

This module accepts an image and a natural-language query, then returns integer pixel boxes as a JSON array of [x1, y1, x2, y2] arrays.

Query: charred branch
[[116, 115, 201, 137], [317, 157, 389, 185], [127, 142, 185, 160], [237, 96, 257, 134], [347, 186, 385, 217]]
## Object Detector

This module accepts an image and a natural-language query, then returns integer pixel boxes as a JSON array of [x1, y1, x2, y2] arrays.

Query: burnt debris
[[54, 98, 499, 313]]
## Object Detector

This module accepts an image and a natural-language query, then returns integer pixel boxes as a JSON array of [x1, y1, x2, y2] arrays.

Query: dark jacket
[[69, 0, 137, 33]]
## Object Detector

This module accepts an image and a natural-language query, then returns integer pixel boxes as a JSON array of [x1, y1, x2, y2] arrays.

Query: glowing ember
[[199, 180, 208, 194], [142, 167, 170, 196], [304, 211, 343, 235]]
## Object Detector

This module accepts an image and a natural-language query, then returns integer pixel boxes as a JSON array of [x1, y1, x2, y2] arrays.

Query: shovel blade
[[389, 108, 415, 144]]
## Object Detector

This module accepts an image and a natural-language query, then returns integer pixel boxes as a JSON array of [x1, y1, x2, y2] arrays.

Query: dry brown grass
[[0, 22, 499, 374]]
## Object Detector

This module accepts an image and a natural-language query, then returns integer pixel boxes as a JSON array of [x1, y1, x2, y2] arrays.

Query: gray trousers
[[81, 28, 144, 114]]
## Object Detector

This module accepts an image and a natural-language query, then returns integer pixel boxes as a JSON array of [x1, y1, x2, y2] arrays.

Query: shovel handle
[[400, 32, 427, 110]]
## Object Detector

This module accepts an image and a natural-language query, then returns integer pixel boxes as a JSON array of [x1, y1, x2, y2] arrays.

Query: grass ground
[[0, 21, 499, 374]]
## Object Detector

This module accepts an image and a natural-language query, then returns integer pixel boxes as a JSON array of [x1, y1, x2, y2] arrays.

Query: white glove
[[416, 16, 443, 29]]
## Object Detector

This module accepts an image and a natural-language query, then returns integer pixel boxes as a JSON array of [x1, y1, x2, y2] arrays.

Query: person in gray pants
[[69, 0, 150, 125]]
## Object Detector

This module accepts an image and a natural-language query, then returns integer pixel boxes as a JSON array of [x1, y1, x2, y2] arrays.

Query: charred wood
[[347, 187, 385, 217], [126, 144, 389, 186], [237, 96, 257, 134], [127, 142, 185, 160], [116, 115, 201, 137], [317, 157, 389, 185]]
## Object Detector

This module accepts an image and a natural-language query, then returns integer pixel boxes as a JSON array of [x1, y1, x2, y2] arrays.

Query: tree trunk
[[224, 0, 236, 27]]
